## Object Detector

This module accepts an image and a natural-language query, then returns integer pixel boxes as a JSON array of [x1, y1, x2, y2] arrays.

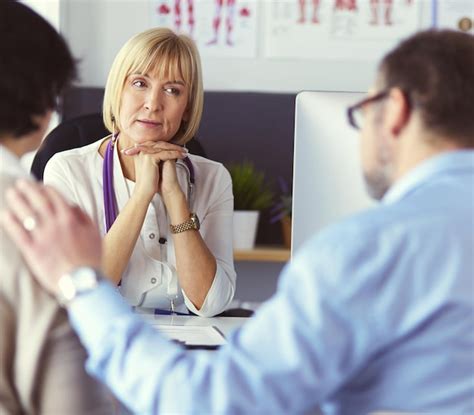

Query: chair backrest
[[31, 113, 206, 180]]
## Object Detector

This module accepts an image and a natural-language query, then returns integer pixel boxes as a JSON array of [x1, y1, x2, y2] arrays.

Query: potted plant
[[270, 177, 292, 249], [227, 161, 273, 250]]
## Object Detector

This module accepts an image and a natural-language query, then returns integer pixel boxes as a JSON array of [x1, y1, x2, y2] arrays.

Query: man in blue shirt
[[2, 29, 473, 414]]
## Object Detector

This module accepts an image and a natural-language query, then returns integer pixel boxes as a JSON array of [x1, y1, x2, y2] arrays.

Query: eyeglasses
[[347, 91, 389, 130]]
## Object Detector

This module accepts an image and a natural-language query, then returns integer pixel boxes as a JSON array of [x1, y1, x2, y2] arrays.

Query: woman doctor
[[44, 28, 236, 317]]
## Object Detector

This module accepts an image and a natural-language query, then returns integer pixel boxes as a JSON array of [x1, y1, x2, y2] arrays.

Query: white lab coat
[[44, 137, 236, 317]]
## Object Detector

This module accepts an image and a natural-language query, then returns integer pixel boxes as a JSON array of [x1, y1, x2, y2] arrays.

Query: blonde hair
[[103, 28, 203, 145]]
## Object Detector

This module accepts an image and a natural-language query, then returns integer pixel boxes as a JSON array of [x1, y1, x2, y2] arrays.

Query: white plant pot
[[233, 210, 260, 250]]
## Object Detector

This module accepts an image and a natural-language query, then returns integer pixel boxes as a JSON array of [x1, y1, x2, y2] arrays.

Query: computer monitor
[[291, 91, 375, 254]]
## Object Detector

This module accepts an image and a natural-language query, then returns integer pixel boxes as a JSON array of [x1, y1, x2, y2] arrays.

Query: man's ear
[[384, 88, 410, 138]]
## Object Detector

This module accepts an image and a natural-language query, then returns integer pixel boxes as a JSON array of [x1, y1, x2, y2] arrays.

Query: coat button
[[149, 233, 155, 239], [151, 277, 157, 284]]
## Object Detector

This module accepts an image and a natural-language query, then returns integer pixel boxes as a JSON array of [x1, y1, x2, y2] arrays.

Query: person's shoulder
[[187, 154, 230, 180], [0, 173, 17, 195], [48, 137, 105, 165], [313, 205, 394, 241], [293, 191, 458, 279], [0, 178, 29, 298], [187, 153, 224, 169], [283, 204, 409, 304], [292, 203, 413, 269], [0, 175, 62, 307], [44, 138, 104, 182]]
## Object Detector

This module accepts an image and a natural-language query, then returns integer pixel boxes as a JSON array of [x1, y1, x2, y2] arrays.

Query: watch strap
[[170, 213, 200, 234]]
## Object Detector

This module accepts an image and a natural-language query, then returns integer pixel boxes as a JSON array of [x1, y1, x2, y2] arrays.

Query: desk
[[138, 313, 249, 338], [234, 246, 290, 262]]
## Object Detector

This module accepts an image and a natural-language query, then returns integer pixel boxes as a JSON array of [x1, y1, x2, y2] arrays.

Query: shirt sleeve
[[68, 223, 385, 415], [183, 165, 236, 317]]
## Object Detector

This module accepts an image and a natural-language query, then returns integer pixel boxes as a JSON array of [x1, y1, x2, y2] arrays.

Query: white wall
[[21, 0, 60, 28], [60, 0, 379, 93]]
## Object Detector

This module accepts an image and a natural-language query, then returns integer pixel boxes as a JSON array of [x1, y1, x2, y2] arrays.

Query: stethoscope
[[103, 133, 195, 230], [102, 133, 195, 314]]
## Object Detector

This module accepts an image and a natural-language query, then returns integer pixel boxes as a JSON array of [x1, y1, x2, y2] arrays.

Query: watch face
[[58, 267, 100, 305], [191, 213, 200, 229]]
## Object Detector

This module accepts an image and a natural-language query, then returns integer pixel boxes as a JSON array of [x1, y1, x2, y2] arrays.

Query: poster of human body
[[150, 0, 258, 58], [264, 0, 424, 60]]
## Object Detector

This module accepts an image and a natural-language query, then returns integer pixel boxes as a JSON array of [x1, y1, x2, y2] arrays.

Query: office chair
[[31, 113, 206, 180]]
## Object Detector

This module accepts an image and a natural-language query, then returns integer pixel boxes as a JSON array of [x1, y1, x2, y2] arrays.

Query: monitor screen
[[291, 91, 375, 254]]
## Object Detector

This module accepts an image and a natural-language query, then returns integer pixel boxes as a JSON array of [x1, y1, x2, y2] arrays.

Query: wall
[[21, 0, 60, 27], [60, 0, 377, 93]]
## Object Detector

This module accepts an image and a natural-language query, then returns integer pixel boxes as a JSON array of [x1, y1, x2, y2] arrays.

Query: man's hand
[[0, 180, 102, 296]]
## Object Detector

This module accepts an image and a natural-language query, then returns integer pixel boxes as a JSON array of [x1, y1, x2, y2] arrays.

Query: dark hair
[[0, 1, 76, 138], [379, 29, 474, 148]]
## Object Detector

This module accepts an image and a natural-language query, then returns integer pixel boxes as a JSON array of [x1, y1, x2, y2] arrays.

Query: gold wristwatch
[[170, 213, 200, 234]]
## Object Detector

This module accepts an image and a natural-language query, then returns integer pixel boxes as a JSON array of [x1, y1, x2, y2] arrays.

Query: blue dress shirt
[[68, 150, 474, 415]]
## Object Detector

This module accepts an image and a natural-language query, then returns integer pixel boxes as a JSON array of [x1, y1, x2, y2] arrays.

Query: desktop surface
[[138, 313, 248, 338]]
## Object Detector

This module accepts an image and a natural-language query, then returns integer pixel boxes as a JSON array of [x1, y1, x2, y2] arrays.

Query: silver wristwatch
[[57, 267, 102, 306]]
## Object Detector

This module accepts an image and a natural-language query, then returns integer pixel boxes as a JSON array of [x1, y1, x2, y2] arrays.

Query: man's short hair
[[379, 29, 474, 148], [0, 1, 76, 139]]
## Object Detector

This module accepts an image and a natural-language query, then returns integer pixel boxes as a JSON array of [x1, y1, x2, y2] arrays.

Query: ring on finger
[[22, 215, 37, 232]]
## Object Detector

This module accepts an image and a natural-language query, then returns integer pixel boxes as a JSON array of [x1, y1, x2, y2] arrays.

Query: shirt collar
[[382, 149, 474, 205], [0, 144, 30, 178]]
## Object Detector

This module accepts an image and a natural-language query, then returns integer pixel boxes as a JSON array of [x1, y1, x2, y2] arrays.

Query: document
[[152, 324, 226, 349]]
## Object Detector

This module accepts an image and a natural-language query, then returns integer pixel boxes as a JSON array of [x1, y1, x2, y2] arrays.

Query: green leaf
[[227, 161, 274, 211]]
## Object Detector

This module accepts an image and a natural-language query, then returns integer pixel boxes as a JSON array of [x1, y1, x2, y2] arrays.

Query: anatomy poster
[[433, 0, 473, 33], [263, 0, 423, 61], [150, 0, 258, 58]]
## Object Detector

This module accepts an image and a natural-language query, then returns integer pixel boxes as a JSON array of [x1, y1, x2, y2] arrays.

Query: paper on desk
[[152, 324, 226, 347]]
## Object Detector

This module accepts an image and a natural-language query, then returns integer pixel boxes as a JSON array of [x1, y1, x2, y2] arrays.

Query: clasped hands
[[122, 141, 188, 203]]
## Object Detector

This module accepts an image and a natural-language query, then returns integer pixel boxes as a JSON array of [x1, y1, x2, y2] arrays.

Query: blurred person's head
[[0, 1, 76, 155], [349, 29, 474, 199], [103, 28, 204, 146]]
